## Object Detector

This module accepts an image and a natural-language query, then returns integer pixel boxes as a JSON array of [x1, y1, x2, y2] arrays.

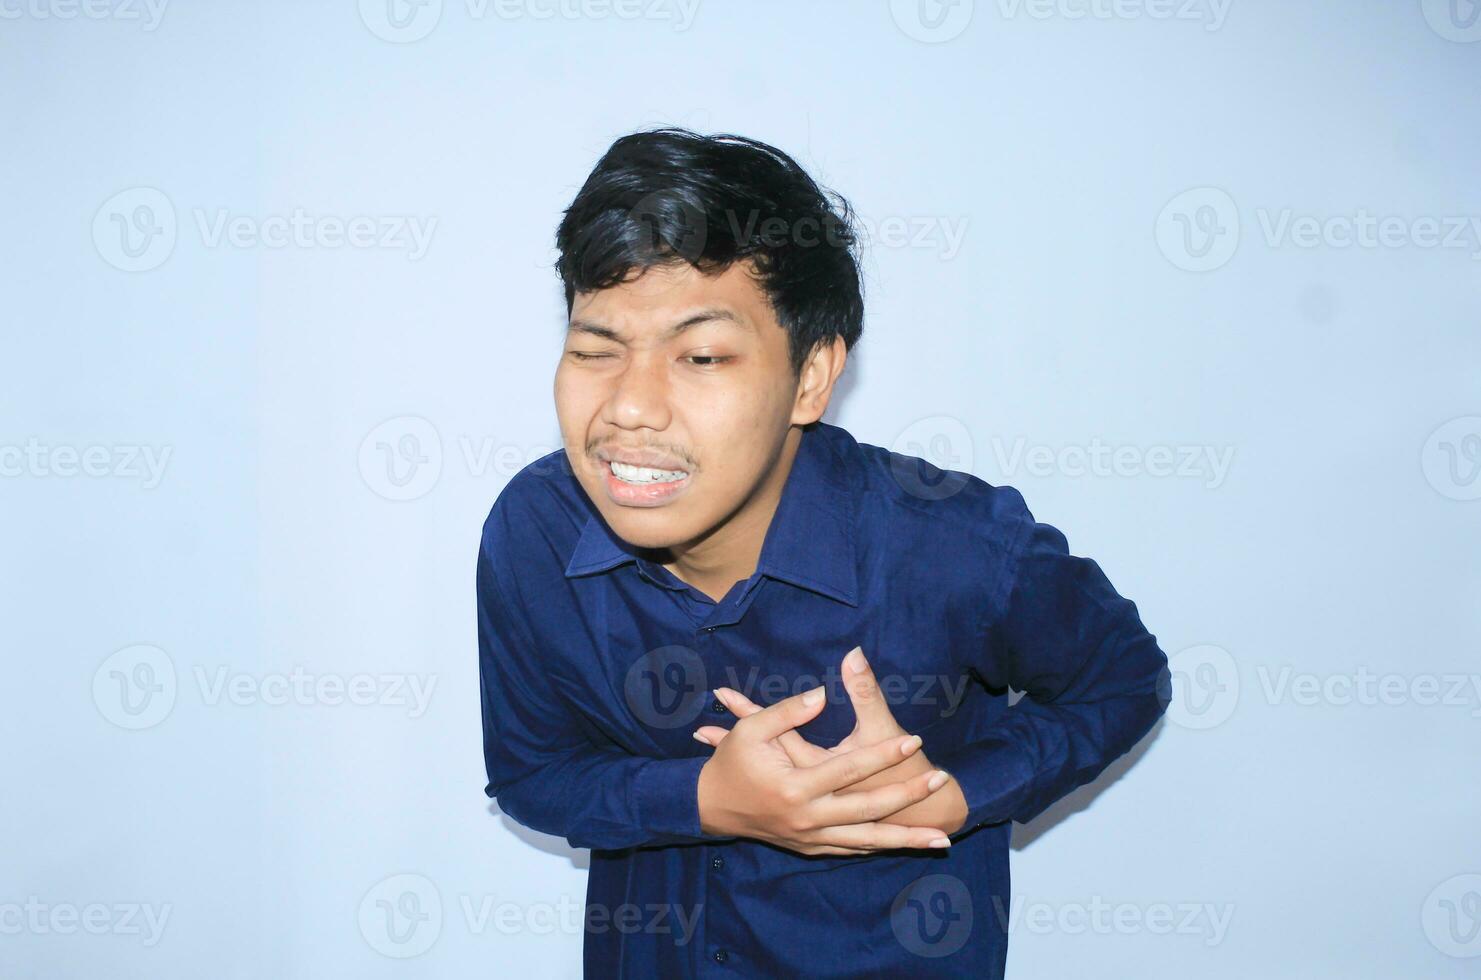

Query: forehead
[[568, 261, 776, 339]]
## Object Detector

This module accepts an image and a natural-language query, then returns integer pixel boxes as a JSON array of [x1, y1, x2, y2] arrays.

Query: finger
[[800, 733, 926, 796], [799, 844, 872, 856], [840, 646, 900, 733], [810, 767, 951, 828], [714, 685, 763, 715], [775, 731, 831, 768], [713, 688, 829, 765], [809, 819, 952, 852], [693, 726, 729, 745], [729, 684, 829, 743]]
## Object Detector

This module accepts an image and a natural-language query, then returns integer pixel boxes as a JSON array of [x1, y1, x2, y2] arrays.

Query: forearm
[[488, 746, 737, 851], [926, 665, 1168, 834]]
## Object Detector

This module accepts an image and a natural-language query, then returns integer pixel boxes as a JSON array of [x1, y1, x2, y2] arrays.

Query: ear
[[791, 336, 848, 426]]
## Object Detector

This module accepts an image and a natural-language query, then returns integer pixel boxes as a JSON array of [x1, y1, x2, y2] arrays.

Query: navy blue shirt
[[478, 420, 1170, 978]]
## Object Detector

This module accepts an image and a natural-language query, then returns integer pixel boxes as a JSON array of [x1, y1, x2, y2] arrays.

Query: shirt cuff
[[633, 755, 715, 841], [925, 734, 1037, 837]]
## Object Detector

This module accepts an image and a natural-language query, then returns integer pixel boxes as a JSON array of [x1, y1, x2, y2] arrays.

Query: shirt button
[[711, 856, 724, 870], [711, 700, 727, 714], [713, 949, 728, 963]]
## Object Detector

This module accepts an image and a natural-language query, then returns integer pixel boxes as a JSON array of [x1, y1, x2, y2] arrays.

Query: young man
[[478, 128, 1171, 978]]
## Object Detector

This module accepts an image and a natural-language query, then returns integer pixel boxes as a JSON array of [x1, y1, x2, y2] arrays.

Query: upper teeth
[[610, 460, 688, 484]]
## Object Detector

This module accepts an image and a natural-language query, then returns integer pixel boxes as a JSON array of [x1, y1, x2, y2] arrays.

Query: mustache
[[587, 441, 697, 469]]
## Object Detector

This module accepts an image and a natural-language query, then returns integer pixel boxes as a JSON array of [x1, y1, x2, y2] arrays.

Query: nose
[[601, 350, 672, 432]]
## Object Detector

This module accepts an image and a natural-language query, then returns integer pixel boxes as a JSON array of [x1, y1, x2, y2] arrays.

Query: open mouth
[[601, 459, 692, 507], [608, 460, 689, 485]]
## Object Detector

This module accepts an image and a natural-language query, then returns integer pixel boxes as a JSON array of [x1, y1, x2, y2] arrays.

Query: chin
[[600, 507, 695, 551]]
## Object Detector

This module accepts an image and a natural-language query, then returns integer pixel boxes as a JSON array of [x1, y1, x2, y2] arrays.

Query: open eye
[[686, 355, 734, 367]]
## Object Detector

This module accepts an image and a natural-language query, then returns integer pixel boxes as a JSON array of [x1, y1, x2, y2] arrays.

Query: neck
[[655, 425, 803, 603]]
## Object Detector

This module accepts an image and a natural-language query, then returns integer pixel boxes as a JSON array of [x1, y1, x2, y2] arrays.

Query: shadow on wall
[[491, 805, 593, 870], [1012, 718, 1167, 851]]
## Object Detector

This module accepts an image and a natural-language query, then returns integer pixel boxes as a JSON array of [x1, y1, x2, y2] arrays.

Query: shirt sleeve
[[478, 535, 734, 851], [926, 500, 1172, 838]]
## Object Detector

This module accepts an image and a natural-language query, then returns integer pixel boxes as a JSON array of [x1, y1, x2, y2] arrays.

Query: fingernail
[[712, 688, 729, 701], [927, 770, 949, 792], [929, 837, 952, 848], [692, 731, 711, 745], [901, 734, 923, 754], [803, 686, 825, 707], [844, 646, 867, 674]]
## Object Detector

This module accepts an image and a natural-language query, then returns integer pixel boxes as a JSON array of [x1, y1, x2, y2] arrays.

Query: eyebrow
[[567, 307, 752, 343]]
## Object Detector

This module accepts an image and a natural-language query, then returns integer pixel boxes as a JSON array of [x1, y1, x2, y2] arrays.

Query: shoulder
[[828, 422, 1041, 557], [478, 447, 593, 573]]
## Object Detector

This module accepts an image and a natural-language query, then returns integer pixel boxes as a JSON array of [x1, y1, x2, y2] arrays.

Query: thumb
[[841, 645, 896, 731]]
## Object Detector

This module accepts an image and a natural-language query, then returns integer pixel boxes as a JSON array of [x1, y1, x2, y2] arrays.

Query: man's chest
[[537, 564, 988, 758]]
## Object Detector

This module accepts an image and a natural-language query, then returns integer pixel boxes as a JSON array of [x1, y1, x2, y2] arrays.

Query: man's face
[[554, 260, 802, 551]]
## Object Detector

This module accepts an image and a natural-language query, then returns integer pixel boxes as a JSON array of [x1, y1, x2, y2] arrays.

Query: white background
[[2, 0, 1478, 976]]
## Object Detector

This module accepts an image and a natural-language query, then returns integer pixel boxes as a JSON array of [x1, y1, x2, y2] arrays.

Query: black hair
[[554, 127, 864, 378]]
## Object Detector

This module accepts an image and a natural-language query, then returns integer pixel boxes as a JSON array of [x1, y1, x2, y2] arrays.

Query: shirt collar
[[563, 422, 860, 607]]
